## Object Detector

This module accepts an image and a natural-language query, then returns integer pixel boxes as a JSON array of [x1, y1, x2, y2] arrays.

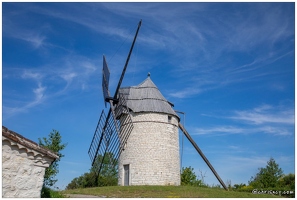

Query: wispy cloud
[[150, 3, 294, 99], [231, 104, 294, 125], [21, 70, 43, 80], [3, 15, 47, 48], [168, 45, 294, 99], [194, 125, 292, 136], [194, 126, 244, 135], [3, 53, 99, 118], [3, 83, 47, 118], [24, 33, 47, 48], [183, 153, 284, 185], [202, 154, 294, 186], [168, 87, 202, 99], [216, 154, 295, 176], [33, 83, 46, 103], [193, 104, 294, 136], [4, 4, 293, 100]]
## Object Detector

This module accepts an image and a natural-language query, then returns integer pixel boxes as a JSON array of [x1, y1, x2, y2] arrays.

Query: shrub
[[41, 186, 65, 198], [180, 166, 207, 187]]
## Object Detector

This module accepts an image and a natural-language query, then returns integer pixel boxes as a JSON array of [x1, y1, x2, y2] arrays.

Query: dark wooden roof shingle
[[119, 77, 179, 119]]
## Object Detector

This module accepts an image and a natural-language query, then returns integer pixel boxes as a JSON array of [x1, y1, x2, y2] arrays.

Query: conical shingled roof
[[119, 76, 179, 119]]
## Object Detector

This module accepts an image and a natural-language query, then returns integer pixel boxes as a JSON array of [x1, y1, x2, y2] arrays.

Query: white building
[[117, 75, 180, 186], [2, 126, 58, 198]]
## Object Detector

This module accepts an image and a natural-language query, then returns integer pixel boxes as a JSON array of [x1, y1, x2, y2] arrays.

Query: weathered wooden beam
[[178, 122, 229, 191]]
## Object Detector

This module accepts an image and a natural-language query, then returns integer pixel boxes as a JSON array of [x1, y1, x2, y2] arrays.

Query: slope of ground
[[62, 186, 283, 198]]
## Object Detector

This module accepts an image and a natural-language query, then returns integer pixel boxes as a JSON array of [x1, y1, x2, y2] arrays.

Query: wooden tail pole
[[178, 122, 229, 191]]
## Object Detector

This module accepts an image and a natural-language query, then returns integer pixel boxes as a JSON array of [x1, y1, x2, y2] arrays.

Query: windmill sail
[[88, 20, 142, 178], [88, 94, 133, 177], [102, 55, 110, 107]]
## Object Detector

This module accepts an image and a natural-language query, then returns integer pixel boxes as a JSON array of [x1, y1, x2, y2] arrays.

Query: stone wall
[[118, 112, 180, 186], [2, 126, 58, 198]]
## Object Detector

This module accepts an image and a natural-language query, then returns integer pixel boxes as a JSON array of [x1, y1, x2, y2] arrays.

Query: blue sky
[[2, 2, 295, 190]]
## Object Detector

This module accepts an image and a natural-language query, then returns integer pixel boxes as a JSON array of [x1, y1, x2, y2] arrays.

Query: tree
[[233, 183, 246, 190], [93, 153, 118, 187], [66, 152, 117, 189], [66, 177, 79, 190], [249, 158, 283, 188], [181, 167, 197, 186], [38, 130, 67, 187], [278, 173, 295, 189], [180, 166, 204, 187]]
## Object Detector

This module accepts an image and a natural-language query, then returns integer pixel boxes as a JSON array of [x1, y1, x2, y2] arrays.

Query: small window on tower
[[168, 116, 172, 123]]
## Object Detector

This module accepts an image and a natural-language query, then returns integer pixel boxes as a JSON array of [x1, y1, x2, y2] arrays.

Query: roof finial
[[148, 72, 150, 77]]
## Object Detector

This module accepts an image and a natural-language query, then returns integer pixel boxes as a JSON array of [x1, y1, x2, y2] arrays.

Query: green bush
[[41, 186, 65, 198], [66, 153, 118, 189], [180, 166, 207, 187], [278, 173, 295, 189]]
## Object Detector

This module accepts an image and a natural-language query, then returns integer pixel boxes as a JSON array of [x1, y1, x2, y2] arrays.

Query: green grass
[[41, 186, 66, 198], [63, 185, 283, 198]]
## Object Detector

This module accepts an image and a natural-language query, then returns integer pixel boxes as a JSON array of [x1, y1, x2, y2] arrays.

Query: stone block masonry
[[2, 126, 58, 198], [118, 112, 180, 186]]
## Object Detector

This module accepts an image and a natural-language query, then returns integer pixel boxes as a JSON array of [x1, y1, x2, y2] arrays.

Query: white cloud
[[61, 72, 77, 83], [231, 104, 294, 125], [3, 18, 47, 49], [223, 156, 269, 170], [33, 83, 46, 102], [253, 104, 272, 112], [3, 53, 100, 119], [216, 154, 295, 177], [258, 126, 291, 136], [21, 70, 43, 80], [3, 83, 47, 118], [24, 34, 46, 48], [194, 126, 244, 135], [168, 87, 202, 99], [228, 145, 240, 150], [193, 125, 293, 136], [191, 103, 294, 136], [82, 61, 96, 74]]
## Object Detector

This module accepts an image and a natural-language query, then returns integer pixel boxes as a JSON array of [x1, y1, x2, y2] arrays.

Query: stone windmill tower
[[117, 74, 180, 186], [88, 20, 228, 190]]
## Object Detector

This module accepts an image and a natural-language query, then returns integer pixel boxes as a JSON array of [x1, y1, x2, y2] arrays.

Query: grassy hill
[[62, 186, 283, 198]]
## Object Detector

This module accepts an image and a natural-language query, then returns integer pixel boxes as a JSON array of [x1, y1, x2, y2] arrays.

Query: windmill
[[88, 20, 228, 190]]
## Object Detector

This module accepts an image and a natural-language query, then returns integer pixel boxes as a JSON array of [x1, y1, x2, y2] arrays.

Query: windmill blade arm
[[178, 122, 229, 191], [113, 20, 142, 99]]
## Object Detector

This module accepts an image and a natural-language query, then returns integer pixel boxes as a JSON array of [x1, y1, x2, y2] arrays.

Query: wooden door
[[124, 164, 129, 186]]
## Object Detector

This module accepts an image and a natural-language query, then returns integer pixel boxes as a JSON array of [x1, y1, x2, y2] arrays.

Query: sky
[[2, 2, 295, 190]]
